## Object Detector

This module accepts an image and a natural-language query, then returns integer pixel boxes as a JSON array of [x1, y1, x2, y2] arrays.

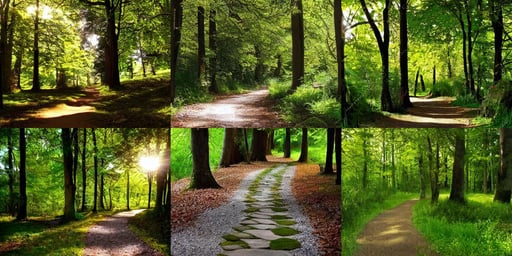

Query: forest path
[[368, 97, 479, 128], [170, 164, 317, 255], [354, 199, 438, 256], [171, 89, 288, 128], [1, 86, 106, 128], [84, 209, 162, 256]]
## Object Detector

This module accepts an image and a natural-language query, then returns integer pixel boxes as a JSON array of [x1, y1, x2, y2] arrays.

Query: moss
[[272, 202, 286, 208], [271, 227, 300, 236], [269, 238, 301, 250], [222, 234, 240, 241], [271, 215, 290, 220], [220, 240, 249, 249], [233, 226, 251, 232], [271, 207, 288, 212], [275, 219, 296, 226], [244, 207, 259, 213]]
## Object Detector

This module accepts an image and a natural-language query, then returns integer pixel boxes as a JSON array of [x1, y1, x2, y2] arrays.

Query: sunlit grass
[[128, 210, 169, 255]]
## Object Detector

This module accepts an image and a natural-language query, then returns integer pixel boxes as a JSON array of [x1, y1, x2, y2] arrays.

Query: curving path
[[355, 200, 438, 256], [171, 89, 288, 128], [84, 209, 162, 256], [368, 97, 479, 128]]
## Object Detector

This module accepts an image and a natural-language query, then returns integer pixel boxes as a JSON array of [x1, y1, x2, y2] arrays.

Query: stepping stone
[[224, 249, 292, 256], [251, 202, 274, 208], [240, 238, 270, 249], [241, 219, 258, 225], [234, 226, 252, 232], [222, 245, 245, 251], [253, 218, 277, 225], [245, 229, 281, 240], [232, 231, 255, 239], [250, 224, 278, 230]]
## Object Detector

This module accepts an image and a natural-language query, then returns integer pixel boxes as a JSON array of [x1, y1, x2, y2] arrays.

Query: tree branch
[[79, 0, 105, 6]]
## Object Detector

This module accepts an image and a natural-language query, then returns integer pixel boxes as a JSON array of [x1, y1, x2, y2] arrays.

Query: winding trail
[[355, 200, 438, 256], [170, 165, 317, 255], [171, 89, 288, 128], [84, 209, 162, 256], [367, 97, 479, 128]]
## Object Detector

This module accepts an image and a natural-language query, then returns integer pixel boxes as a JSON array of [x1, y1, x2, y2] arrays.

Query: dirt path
[[84, 209, 162, 256], [171, 89, 289, 127], [354, 200, 438, 256], [367, 97, 479, 128], [1, 87, 107, 128]]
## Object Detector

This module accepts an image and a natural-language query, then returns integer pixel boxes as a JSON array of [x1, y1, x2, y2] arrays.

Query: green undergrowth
[[342, 191, 416, 256], [128, 209, 169, 255], [269, 238, 301, 250], [0, 212, 107, 255], [413, 193, 512, 256]]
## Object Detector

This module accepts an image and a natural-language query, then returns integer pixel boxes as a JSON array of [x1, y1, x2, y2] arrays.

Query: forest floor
[[171, 156, 340, 255], [84, 209, 162, 256], [364, 96, 479, 128], [0, 79, 168, 128], [354, 200, 438, 256], [171, 89, 289, 128]]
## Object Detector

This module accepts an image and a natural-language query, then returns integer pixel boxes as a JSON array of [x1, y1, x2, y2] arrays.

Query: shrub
[[269, 79, 291, 99], [452, 94, 480, 108], [281, 86, 322, 117], [310, 98, 341, 126], [431, 80, 454, 97]]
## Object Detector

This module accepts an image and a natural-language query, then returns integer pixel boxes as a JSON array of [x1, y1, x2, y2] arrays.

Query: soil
[[354, 200, 438, 256], [84, 209, 162, 256], [365, 97, 479, 128], [171, 89, 289, 128]]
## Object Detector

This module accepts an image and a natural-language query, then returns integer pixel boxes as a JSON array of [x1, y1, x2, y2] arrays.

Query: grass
[[413, 193, 512, 256], [269, 238, 301, 250], [0, 212, 107, 255], [271, 227, 299, 236], [342, 191, 416, 256], [128, 209, 170, 255]]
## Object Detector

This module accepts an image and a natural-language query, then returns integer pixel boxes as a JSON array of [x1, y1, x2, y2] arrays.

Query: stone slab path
[[354, 200, 438, 256]]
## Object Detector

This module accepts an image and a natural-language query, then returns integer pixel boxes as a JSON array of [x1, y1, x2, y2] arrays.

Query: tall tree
[[208, 8, 218, 93], [80, 0, 124, 89], [494, 129, 512, 203], [399, 0, 412, 108], [197, 6, 206, 80], [0, 0, 13, 97], [170, 0, 183, 103], [92, 128, 98, 213], [334, 0, 348, 120], [298, 128, 308, 162], [220, 128, 243, 167], [449, 129, 465, 204], [335, 128, 341, 185], [62, 128, 76, 221], [190, 128, 221, 189], [324, 128, 335, 174], [250, 129, 268, 162], [31, 0, 40, 91], [17, 128, 26, 220], [284, 128, 291, 158], [81, 129, 87, 211], [291, 0, 304, 91], [359, 0, 393, 112], [156, 129, 170, 212]]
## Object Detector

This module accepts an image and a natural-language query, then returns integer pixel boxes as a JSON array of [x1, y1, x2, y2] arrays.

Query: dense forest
[[342, 128, 512, 255], [169, 1, 343, 127], [0, 0, 171, 127], [0, 128, 170, 255]]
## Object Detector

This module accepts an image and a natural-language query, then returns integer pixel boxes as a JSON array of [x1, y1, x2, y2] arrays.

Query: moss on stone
[[233, 226, 251, 232], [271, 207, 288, 212], [271, 227, 300, 236], [222, 234, 241, 241], [244, 207, 259, 213], [275, 219, 296, 226], [220, 240, 249, 249], [271, 215, 290, 220], [269, 238, 301, 250]]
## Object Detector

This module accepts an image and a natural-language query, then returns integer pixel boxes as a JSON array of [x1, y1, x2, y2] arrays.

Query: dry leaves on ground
[[171, 160, 278, 232], [293, 164, 341, 255]]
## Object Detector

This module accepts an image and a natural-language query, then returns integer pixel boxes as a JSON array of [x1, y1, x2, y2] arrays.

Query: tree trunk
[[100, 174, 105, 209], [363, 133, 369, 189], [334, 0, 348, 121], [298, 128, 308, 162], [419, 150, 426, 199], [420, 75, 425, 92], [197, 6, 206, 80], [494, 128, 512, 203], [31, 0, 40, 91], [62, 128, 76, 221], [450, 129, 466, 204], [399, 0, 412, 108], [284, 128, 291, 158], [92, 128, 98, 213], [483, 128, 489, 194], [324, 128, 335, 174], [81, 129, 87, 211], [250, 129, 268, 161], [254, 45, 264, 83], [7, 129, 14, 216], [104, 2, 122, 89], [208, 9, 218, 93], [414, 69, 420, 97], [147, 173, 152, 209], [170, 0, 183, 103], [220, 128, 243, 167], [273, 54, 282, 77], [190, 129, 221, 189], [156, 130, 170, 212], [17, 128, 27, 220], [0, 0, 12, 95], [266, 129, 275, 155], [291, 0, 304, 91], [335, 128, 341, 185], [491, 0, 503, 84]]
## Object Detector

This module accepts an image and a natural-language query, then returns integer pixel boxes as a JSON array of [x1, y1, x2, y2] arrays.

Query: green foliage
[[491, 106, 512, 128], [271, 227, 299, 236], [431, 80, 455, 97], [268, 79, 291, 100], [452, 94, 480, 108], [309, 98, 341, 126], [128, 210, 169, 255], [413, 194, 512, 256], [269, 238, 301, 250]]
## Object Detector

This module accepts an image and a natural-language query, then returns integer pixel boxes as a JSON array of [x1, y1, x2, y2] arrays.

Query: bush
[[452, 94, 480, 108], [431, 80, 454, 97], [269, 79, 291, 100], [310, 98, 341, 126], [280, 86, 322, 124]]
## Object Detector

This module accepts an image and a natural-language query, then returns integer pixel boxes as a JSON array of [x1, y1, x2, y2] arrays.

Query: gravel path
[[171, 165, 318, 256], [84, 209, 162, 256], [354, 200, 438, 256]]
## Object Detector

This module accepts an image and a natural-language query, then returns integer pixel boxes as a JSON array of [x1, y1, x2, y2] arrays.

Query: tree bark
[[197, 6, 206, 80], [17, 128, 27, 220], [81, 129, 87, 211], [334, 0, 348, 121], [399, 0, 412, 108], [298, 128, 308, 162], [284, 128, 291, 158], [491, 0, 503, 84], [208, 9, 218, 93], [31, 0, 40, 91], [450, 129, 465, 204], [0, 0, 12, 95], [250, 129, 268, 161], [190, 129, 221, 189], [324, 128, 335, 174], [494, 128, 512, 203], [335, 128, 341, 185], [92, 128, 98, 213], [291, 0, 304, 91], [170, 0, 183, 103], [62, 128, 76, 221], [220, 128, 243, 167], [7, 129, 14, 216]]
